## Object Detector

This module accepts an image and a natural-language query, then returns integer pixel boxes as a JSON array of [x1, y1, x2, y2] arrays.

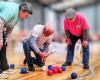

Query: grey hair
[[65, 8, 76, 19]]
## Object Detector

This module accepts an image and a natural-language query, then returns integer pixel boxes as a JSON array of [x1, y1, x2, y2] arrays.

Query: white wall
[[44, 8, 58, 33]]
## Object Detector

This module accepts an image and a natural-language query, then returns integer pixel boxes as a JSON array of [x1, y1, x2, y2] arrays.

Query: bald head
[[43, 25, 54, 37]]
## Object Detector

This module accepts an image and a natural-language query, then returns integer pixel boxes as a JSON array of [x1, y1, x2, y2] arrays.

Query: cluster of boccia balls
[[47, 65, 66, 75], [47, 65, 77, 79], [9, 64, 77, 79]]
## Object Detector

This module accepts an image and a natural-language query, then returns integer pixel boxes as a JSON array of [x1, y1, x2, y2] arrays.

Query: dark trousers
[[23, 41, 44, 68], [0, 31, 9, 73], [66, 34, 90, 65]]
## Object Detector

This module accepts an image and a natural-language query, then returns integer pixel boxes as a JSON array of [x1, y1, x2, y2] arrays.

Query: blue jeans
[[23, 41, 44, 68], [66, 34, 90, 65]]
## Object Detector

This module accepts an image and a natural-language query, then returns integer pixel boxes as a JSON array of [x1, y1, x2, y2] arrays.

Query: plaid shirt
[[0, 18, 13, 44]]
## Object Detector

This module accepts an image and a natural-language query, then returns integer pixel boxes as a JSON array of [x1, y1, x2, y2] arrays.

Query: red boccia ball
[[47, 70, 53, 76], [55, 66, 59, 70], [53, 67, 58, 73], [58, 67, 62, 73]]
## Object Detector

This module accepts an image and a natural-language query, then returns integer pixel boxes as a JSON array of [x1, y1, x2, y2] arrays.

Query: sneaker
[[83, 64, 89, 69], [28, 67, 35, 72], [0, 73, 8, 79], [3, 69, 14, 74], [62, 61, 72, 66], [41, 65, 46, 71], [36, 62, 45, 67]]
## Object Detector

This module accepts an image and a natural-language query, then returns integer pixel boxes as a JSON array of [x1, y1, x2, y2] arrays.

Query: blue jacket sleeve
[[30, 35, 41, 53]]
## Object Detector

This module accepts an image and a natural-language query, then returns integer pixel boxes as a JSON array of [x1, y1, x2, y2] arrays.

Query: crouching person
[[22, 24, 54, 71]]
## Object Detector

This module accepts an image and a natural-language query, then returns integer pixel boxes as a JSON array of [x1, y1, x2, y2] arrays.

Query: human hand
[[82, 40, 88, 48], [66, 38, 72, 45], [39, 52, 48, 61]]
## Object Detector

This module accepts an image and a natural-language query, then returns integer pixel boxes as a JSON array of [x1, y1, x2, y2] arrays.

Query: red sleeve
[[82, 16, 89, 30], [64, 18, 68, 31]]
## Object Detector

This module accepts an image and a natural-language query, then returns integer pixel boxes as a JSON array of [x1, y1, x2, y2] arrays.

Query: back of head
[[43, 24, 54, 37], [65, 8, 76, 19], [19, 2, 33, 14]]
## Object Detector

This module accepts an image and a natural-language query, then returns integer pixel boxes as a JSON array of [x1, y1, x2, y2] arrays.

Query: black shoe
[[62, 61, 72, 66], [83, 64, 89, 69], [33, 58, 45, 67], [28, 67, 35, 72], [36, 61, 45, 67], [2, 65, 9, 71]]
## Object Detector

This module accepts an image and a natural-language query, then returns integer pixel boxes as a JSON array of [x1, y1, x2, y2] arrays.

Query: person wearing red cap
[[62, 8, 90, 69], [22, 24, 54, 71]]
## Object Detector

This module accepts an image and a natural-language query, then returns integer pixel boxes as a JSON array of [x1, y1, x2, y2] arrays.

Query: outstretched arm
[[30, 35, 41, 53]]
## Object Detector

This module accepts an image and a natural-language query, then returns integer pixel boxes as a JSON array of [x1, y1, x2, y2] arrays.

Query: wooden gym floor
[[2, 42, 100, 80]]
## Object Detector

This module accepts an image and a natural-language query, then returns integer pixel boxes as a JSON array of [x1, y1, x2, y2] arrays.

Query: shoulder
[[33, 24, 44, 31], [0, 1, 18, 6], [64, 18, 68, 22], [0, 2, 19, 14], [3, 2, 19, 9], [31, 24, 45, 37], [64, 18, 69, 25], [76, 12, 86, 19]]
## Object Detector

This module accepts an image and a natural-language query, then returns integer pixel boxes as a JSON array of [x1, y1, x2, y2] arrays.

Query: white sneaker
[[3, 69, 14, 74], [41, 65, 46, 71], [0, 73, 8, 79]]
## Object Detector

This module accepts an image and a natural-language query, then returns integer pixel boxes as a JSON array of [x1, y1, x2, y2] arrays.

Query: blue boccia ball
[[71, 72, 77, 79], [48, 65, 53, 70], [61, 66, 66, 71], [10, 64, 15, 69], [21, 68, 27, 74]]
